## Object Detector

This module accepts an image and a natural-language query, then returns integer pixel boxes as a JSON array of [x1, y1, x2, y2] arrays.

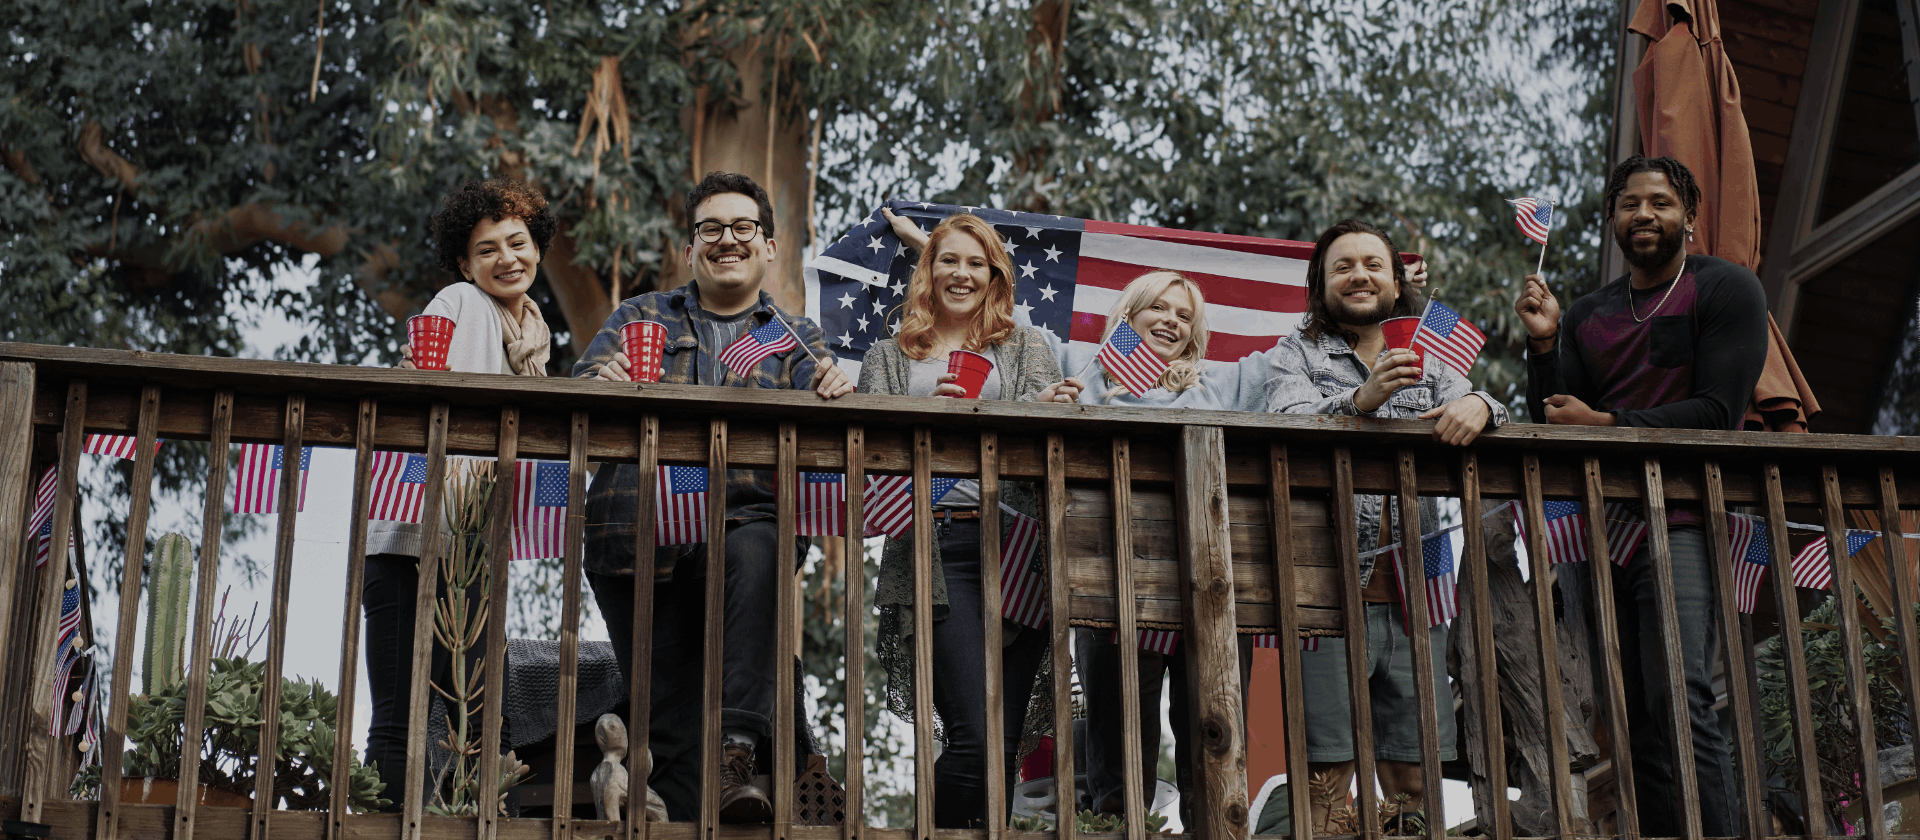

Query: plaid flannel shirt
[[574, 282, 834, 578]]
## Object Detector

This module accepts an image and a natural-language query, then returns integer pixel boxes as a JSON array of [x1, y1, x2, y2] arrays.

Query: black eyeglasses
[[693, 219, 764, 243]]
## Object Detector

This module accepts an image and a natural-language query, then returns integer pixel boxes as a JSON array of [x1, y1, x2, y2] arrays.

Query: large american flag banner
[[1386, 531, 1458, 628], [805, 202, 1318, 375], [83, 434, 162, 460], [1000, 506, 1048, 628], [1788, 529, 1876, 592], [1726, 513, 1770, 614], [233, 444, 311, 514], [656, 466, 712, 546], [367, 452, 430, 523], [510, 461, 570, 561]]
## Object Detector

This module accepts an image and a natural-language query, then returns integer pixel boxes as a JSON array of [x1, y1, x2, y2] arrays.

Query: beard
[[1325, 290, 1394, 327], [1617, 222, 1686, 272]]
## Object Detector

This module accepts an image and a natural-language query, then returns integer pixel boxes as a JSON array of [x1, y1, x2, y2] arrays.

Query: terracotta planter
[[120, 777, 252, 807]]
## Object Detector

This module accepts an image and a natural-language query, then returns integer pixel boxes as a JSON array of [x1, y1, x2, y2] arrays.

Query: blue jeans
[[1614, 527, 1738, 836], [587, 519, 791, 822], [927, 518, 1049, 828]]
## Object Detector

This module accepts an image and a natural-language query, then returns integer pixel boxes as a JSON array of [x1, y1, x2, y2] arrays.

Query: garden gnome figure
[[591, 713, 667, 822]]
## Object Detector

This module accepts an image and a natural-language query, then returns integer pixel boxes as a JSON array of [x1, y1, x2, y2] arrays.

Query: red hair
[[894, 214, 1017, 360]]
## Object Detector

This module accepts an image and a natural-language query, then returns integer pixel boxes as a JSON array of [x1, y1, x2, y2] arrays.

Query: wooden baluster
[[1763, 462, 1824, 826], [476, 407, 519, 840], [325, 400, 376, 839], [626, 415, 659, 840], [980, 431, 1007, 840], [1046, 434, 1077, 840], [1269, 445, 1314, 840], [1330, 447, 1378, 839], [700, 419, 728, 840], [910, 428, 936, 840], [1457, 452, 1507, 840], [402, 403, 452, 840], [253, 395, 309, 840], [95, 385, 162, 840], [20, 380, 85, 823], [1881, 467, 1920, 840], [1391, 450, 1444, 840], [1702, 461, 1764, 840], [0, 362, 38, 789], [773, 423, 799, 840], [1113, 438, 1146, 840], [1638, 458, 1702, 840], [552, 413, 590, 840], [1518, 454, 1575, 839], [843, 425, 867, 840], [1822, 464, 1884, 840], [1175, 426, 1246, 840], [1580, 458, 1638, 838]]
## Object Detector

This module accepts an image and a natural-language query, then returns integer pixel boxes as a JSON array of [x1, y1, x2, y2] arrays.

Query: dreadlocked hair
[[1298, 219, 1414, 348], [1603, 155, 1702, 217]]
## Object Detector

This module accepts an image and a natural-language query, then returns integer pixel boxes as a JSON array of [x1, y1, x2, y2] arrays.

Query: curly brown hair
[[429, 178, 557, 276]]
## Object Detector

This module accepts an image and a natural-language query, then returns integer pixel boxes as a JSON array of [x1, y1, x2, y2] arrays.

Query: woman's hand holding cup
[[932, 372, 969, 398]]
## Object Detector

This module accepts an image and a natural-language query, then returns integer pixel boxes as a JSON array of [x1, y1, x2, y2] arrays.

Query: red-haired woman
[[856, 213, 1062, 827]]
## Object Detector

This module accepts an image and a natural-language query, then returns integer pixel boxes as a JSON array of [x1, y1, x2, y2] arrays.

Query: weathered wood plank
[[842, 426, 867, 840], [1639, 459, 1701, 840], [97, 386, 162, 840], [1702, 461, 1763, 839], [701, 420, 728, 838], [1393, 450, 1444, 840], [1330, 446, 1377, 838], [329, 400, 378, 840], [1046, 435, 1076, 840], [477, 408, 520, 840], [1267, 445, 1314, 840], [0, 363, 38, 794], [626, 415, 659, 840], [253, 394, 309, 840], [1109, 439, 1145, 840], [403, 405, 453, 840], [553, 413, 589, 840], [1518, 455, 1574, 837], [912, 428, 936, 840], [21, 380, 86, 822], [1766, 463, 1826, 826], [1824, 464, 1884, 840], [1457, 452, 1509, 840], [1583, 458, 1638, 838], [979, 432, 1007, 840], [773, 424, 798, 840], [1176, 426, 1247, 840]]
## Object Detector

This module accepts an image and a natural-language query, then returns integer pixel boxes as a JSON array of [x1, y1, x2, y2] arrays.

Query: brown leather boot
[[716, 736, 772, 823]]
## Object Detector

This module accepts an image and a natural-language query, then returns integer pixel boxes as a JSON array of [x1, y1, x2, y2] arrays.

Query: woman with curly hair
[[856, 212, 1061, 828], [364, 177, 557, 808]]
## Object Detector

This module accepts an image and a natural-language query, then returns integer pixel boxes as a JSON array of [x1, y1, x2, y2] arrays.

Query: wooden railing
[[0, 342, 1917, 840]]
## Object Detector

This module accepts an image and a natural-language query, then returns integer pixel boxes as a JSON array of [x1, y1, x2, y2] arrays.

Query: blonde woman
[[857, 212, 1061, 828], [1036, 270, 1273, 411]]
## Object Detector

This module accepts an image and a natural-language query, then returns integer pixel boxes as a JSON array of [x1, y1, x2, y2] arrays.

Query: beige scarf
[[490, 294, 551, 376]]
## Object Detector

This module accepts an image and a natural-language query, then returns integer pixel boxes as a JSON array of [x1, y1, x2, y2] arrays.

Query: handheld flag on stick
[[1408, 299, 1487, 378], [1093, 320, 1170, 395], [717, 320, 801, 379], [1508, 197, 1555, 274]]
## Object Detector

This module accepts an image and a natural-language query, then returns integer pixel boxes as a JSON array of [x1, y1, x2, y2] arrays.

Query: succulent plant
[[141, 533, 194, 695]]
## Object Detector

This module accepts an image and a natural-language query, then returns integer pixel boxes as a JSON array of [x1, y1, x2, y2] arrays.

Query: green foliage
[[1756, 595, 1913, 830], [142, 533, 195, 696], [116, 656, 388, 812]]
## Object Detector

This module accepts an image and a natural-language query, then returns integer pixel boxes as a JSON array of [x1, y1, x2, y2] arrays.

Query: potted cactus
[[89, 533, 388, 811]]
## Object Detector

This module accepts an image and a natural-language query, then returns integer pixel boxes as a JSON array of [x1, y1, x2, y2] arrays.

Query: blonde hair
[[895, 214, 1017, 360], [1099, 270, 1208, 399]]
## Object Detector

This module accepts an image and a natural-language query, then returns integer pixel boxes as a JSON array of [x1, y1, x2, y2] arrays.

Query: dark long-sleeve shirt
[[1526, 254, 1768, 430]]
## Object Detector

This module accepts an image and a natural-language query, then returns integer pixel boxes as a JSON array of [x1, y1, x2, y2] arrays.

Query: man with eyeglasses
[[574, 171, 853, 823]]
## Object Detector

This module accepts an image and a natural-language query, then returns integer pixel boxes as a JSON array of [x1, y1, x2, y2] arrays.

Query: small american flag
[[1602, 503, 1649, 566], [798, 472, 847, 536], [511, 461, 570, 561], [1387, 532, 1458, 627], [1095, 321, 1169, 395], [83, 434, 162, 460], [1787, 529, 1876, 592], [233, 444, 311, 514], [1408, 299, 1487, 378], [1113, 628, 1181, 655], [656, 466, 711, 546], [1252, 634, 1320, 651], [717, 319, 800, 379], [1727, 513, 1771, 614], [367, 452, 430, 523], [53, 579, 81, 667], [1515, 501, 1589, 564], [27, 465, 57, 542], [999, 507, 1048, 627], [32, 519, 73, 568], [1508, 197, 1554, 244], [862, 476, 960, 539]]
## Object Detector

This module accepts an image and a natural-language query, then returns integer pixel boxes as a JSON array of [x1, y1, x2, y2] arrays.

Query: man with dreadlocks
[[1515, 155, 1767, 837]]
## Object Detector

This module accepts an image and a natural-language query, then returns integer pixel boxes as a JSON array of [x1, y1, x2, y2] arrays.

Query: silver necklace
[[1631, 257, 1686, 322]]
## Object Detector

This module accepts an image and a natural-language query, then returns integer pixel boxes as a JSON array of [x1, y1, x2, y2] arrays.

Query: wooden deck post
[[1174, 425, 1246, 840], [0, 361, 35, 794]]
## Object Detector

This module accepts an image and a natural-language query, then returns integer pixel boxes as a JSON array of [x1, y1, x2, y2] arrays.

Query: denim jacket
[[573, 282, 835, 578], [1263, 330, 1509, 585]]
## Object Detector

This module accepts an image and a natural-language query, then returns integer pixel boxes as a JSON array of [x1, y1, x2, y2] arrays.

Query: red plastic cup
[[945, 350, 994, 398], [407, 314, 456, 371], [1379, 316, 1424, 372], [621, 320, 668, 383]]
